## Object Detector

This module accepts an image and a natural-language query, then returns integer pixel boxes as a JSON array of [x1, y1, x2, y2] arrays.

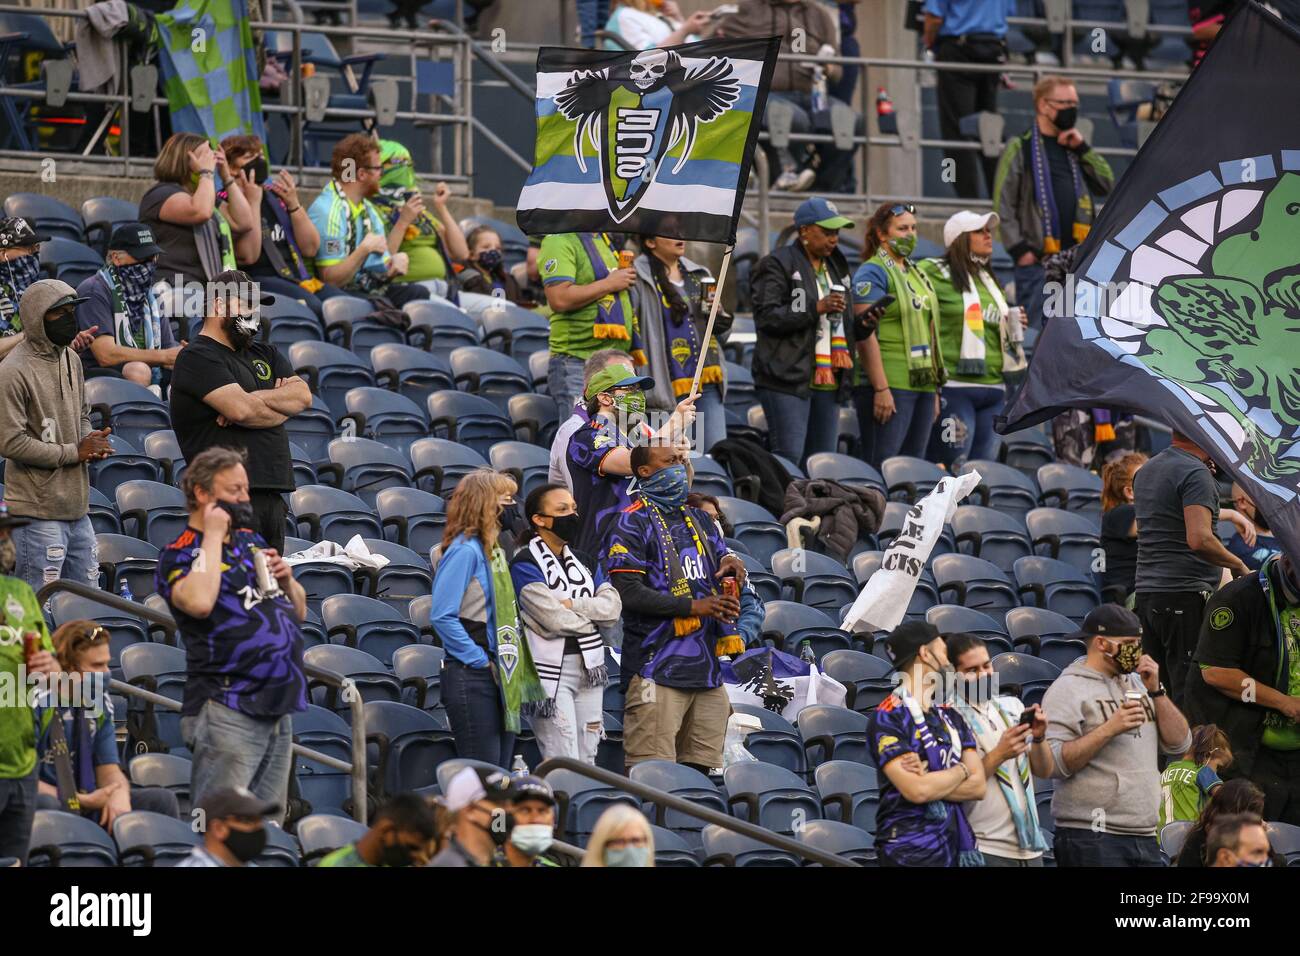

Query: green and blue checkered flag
[[155, 0, 267, 143], [516, 36, 781, 244]]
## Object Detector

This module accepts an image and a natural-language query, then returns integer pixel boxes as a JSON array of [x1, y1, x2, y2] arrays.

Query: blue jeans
[[873, 388, 937, 464], [765, 91, 864, 193], [11, 516, 98, 607], [577, 0, 610, 47], [1053, 827, 1165, 867], [37, 786, 179, 819], [0, 769, 37, 864], [181, 699, 294, 824], [758, 388, 841, 466], [1014, 260, 1047, 330], [695, 384, 727, 455], [549, 353, 587, 424], [930, 384, 1006, 468], [442, 658, 516, 768]]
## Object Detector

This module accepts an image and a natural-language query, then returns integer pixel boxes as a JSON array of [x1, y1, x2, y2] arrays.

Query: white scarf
[[957, 266, 1009, 376], [523, 537, 607, 706]]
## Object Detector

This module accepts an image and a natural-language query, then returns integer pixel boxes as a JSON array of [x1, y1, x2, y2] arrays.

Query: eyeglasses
[[1046, 97, 1079, 108], [360, 164, 383, 173]]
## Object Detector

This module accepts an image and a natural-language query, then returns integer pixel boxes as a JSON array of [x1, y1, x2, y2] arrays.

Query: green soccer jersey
[[917, 257, 1005, 386], [317, 843, 370, 867], [0, 575, 53, 780], [1158, 759, 1220, 829], [537, 232, 635, 359]]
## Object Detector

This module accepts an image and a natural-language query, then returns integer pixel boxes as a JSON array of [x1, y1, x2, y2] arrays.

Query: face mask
[[247, 157, 270, 184], [3, 252, 41, 299], [379, 836, 415, 867], [1053, 106, 1078, 130], [510, 823, 554, 857], [499, 506, 521, 534], [1105, 640, 1142, 674], [543, 512, 581, 544], [216, 499, 255, 530], [888, 235, 916, 258], [477, 249, 503, 271], [222, 824, 267, 863], [114, 260, 157, 292], [1237, 858, 1272, 868], [488, 809, 515, 847], [44, 310, 79, 348], [638, 463, 690, 510], [224, 312, 259, 350], [0, 536, 15, 576], [604, 845, 649, 868], [613, 391, 646, 418]]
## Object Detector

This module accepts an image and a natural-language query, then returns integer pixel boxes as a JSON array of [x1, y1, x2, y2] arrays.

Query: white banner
[[840, 470, 983, 635]]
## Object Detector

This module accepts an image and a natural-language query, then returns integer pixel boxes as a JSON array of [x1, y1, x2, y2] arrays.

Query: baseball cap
[[108, 222, 164, 260], [443, 765, 512, 812], [883, 620, 941, 663], [507, 775, 556, 807], [0, 216, 49, 250], [37, 278, 89, 313], [1068, 604, 1142, 641], [0, 501, 31, 531], [942, 210, 1000, 249], [198, 786, 280, 820], [584, 364, 654, 401], [794, 197, 855, 230]]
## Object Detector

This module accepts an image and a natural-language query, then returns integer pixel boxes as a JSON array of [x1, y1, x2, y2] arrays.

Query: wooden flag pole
[[689, 243, 734, 401]]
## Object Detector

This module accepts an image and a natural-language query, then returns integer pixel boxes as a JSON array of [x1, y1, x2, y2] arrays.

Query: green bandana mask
[[615, 391, 646, 417], [889, 235, 917, 258]]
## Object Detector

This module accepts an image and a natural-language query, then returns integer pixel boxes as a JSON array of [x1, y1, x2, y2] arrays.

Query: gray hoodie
[[0, 279, 93, 521], [1042, 659, 1191, 837]]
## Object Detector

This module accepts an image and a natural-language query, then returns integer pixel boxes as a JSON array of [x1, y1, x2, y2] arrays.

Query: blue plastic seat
[[717, 496, 787, 567], [723, 762, 821, 836], [116, 480, 188, 548], [931, 553, 1020, 625], [507, 392, 560, 449], [545, 767, 640, 846], [86, 377, 171, 450], [761, 601, 851, 664], [728, 703, 807, 778], [290, 484, 383, 545], [961, 460, 1041, 519], [1013, 555, 1102, 623], [142, 430, 187, 487], [425, 390, 514, 459], [805, 451, 887, 496], [322, 593, 421, 665], [323, 437, 414, 508], [49, 591, 146, 671], [770, 548, 859, 613], [293, 705, 354, 817], [629, 760, 727, 848], [1036, 463, 1104, 517], [404, 299, 482, 356], [479, 303, 550, 363], [650, 824, 702, 866], [28, 810, 118, 867], [289, 340, 376, 419], [689, 455, 734, 498], [991, 652, 1061, 709], [1004, 605, 1084, 665], [261, 291, 324, 347], [1159, 820, 1192, 861], [877, 500, 956, 556], [881, 455, 945, 503], [925, 604, 1013, 655], [291, 560, 357, 614], [735, 550, 781, 605], [297, 813, 369, 865], [449, 345, 532, 414], [80, 198, 139, 255], [722, 361, 756, 420], [113, 810, 200, 867], [303, 644, 402, 713], [340, 387, 428, 458], [127, 752, 192, 816], [488, 440, 551, 501], [322, 294, 405, 357], [371, 342, 455, 407], [820, 649, 895, 714], [815, 760, 880, 834], [392, 643, 446, 711], [284, 394, 337, 462], [409, 437, 490, 498], [700, 824, 801, 866], [364, 700, 456, 797], [89, 433, 164, 501], [120, 642, 186, 752], [95, 532, 159, 599], [359, 538, 433, 613], [256, 824, 303, 867], [997, 427, 1056, 474], [797, 818, 875, 865], [376, 486, 446, 555], [6, 191, 81, 241], [952, 505, 1034, 575], [1026, 507, 1102, 578], [87, 486, 123, 535], [798, 704, 870, 767]]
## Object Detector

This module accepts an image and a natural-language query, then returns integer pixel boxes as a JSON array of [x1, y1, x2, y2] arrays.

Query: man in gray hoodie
[[0, 279, 114, 599], [1041, 604, 1192, 866]]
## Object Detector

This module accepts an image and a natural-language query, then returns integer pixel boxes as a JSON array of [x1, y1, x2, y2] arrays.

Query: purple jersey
[[565, 416, 637, 557], [605, 500, 727, 689], [868, 694, 978, 866], [157, 526, 308, 718]]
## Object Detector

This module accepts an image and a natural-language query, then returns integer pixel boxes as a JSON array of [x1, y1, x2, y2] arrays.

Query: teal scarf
[[952, 695, 1049, 852]]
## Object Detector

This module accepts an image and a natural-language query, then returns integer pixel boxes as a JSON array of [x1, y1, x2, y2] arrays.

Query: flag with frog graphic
[[1001, 1, 1300, 560]]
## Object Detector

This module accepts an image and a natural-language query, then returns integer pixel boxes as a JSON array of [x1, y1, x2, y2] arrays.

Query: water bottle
[[799, 640, 816, 666], [810, 66, 828, 114], [511, 754, 529, 778], [876, 86, 898, 135], [118, 580, 134, 603]]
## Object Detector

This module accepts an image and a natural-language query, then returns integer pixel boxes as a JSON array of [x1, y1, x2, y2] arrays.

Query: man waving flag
[[1000, 1, 1300, 561]]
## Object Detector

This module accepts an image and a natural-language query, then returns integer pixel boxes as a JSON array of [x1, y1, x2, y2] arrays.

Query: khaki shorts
[[623, 675, 730, 768]]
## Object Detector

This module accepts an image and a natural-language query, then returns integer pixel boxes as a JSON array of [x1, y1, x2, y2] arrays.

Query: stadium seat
[[409, 436, 490, 498], [304, 645, 402, 712], [377, 486, 446, 555], [649, 824, 702, 866], [120, 642, 187, 752], [851, 551, 940, 621], [700, 824, 801, 867], [820, 649, 895, 713], [425, 390, 514, 459], [404, 299, 482, 356], [392, 643, 445, 711], [797, 818, 875, 865], [931, 554, 1020, 625], [322, 437, 414, 507], [28, 810, 119, 867], [340, 387, 429, 457], [815, 760, 880, 834], [925, 605, 1013, 655], [761, 601, 852, 663], [717, 496, 787, 566], [113, 810, 200, 866], [291, 560, 357, 614], [723, 762, 821, 836], [284, 395, 337, 462], [545, 768, 640, 846], [371, 342, 455, 407], [127, 752, 192, 816], [49, 591, 147, 671], [1266, 821, 1300, 865], [261, 291, 324, 348], [449, 345, 532, 414], [1107, 78, 1158, 149], [1036, 463, 1104, 516], [690, 455, 734, 498], [297, 814, 369, 865], [960, 460, 1041, 519], [435, 758, 508, 794], [629, 760, 728, 848], [990, 652, 1061, 709], [480, 303, 550, 363], [1026, 507, 1103, 577], [1013, 556, 1102, 623], [293, 705, 354, 817], [290, 484, 383, 545], [735, 551, 781, 606], [96, 532, 159, 599], [528, 350, 550, 394], [87, 486, 123, 535], [364, 700, 456, 797], [805, 452, 887, 496], [997, 427, 1056, 474], [81, 196, 139, 255], [256, 824, 303, 867], [287, 441, 318, 489], [770, 548, 859, 613], [728, 704, 807, 778], [1005, 606, 1087, 668], [359, 538, 433, 613], [408, 594, 435, 641], [798, 704, 870, 767], [143, 430, 187, 487], [85, 378, 170, 452], [6, 192, 83, 242], [508, 392, 560, 448], [877, 501, 956, 556], [952, 505, 1034, 575], [299, 606, 329, 650], [322, 295, 405, 357], [1158, 820, 1192, 860], [322, 593, 422, 665], [881, 456, 945, 503], [289, 340, 377, 419], [116, 480, 188, 548], [488, 440, 551, 501]]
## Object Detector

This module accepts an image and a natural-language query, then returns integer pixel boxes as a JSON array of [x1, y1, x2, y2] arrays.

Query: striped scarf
[[812, 263, 852, 386], [578, 232, 646, 362], [1028, 128, 1089, 255], [951, 695, 1049, 852]]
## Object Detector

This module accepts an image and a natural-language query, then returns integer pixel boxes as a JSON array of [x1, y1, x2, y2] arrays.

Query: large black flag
[[1001, 1, 1300, 562]]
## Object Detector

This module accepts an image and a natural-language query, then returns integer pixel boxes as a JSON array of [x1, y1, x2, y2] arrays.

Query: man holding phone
[[1040, 605, 1193, 867], [947, 633, 1052, 866]]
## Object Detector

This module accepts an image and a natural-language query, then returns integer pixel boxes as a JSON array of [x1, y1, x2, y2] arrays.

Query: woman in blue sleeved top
[[430, 469, 539, 767]]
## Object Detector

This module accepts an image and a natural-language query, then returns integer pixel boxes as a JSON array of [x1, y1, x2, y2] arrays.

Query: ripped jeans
[[11, 517, 98, 609], [531, 654, 604, 766]]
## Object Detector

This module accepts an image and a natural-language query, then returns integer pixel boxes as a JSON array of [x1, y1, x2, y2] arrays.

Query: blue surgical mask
[[638, 463, 689, 510], [604, 845, 649, 868], [509, 823, 554, 857]]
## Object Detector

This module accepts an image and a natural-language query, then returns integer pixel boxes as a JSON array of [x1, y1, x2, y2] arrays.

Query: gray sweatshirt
[[1042, 659, 1191, 837], [0, 279, 93, 521]]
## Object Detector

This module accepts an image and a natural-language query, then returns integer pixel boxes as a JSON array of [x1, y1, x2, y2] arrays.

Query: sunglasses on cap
[[887, 203, 916, 218]]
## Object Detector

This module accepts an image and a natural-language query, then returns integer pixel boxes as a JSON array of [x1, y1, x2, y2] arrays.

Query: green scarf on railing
[[489, 545, 545, 732]]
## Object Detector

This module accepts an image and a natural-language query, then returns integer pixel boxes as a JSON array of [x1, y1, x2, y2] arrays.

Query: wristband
[[956, 762, 971, 780], [874, 386, 890, 393], [198, 169, 215, 177], [1032, 734, 1045, 744], [285, 205, 301, 213]]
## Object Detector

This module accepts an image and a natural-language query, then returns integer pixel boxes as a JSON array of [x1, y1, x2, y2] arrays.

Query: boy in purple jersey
[[156, 447, 308, 823], [868, 621, 987, 866], [606, 444, 747, 774]]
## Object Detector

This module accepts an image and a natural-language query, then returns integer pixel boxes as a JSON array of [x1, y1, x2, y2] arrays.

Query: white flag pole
[[689, 243, 734, 401]]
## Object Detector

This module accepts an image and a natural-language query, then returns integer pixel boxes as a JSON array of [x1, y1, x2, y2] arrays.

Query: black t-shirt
[[1100, 503, 1138, 596], [1041, 137, 1080, 248], [139, 182, 207, 287], [169, 335, 295, 491]]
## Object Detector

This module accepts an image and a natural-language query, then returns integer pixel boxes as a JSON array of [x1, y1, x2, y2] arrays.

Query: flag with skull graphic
[[516, 36, 781, 244]]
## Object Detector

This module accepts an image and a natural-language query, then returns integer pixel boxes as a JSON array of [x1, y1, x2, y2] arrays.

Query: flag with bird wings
[[517, 37, 781, 244], [1000, 1, 1300, 561]]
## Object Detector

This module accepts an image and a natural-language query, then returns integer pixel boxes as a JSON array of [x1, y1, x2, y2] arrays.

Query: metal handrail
[[534, 756, 858, 867], [36, 579, 368, 823]]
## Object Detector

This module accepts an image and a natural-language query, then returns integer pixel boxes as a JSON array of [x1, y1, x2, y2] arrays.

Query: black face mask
[[222, 824, 267, 863], [498, 506, 520, 534], [380, 836, 415, 867], [216, 499, 255, 530], [543, 513, 581, 544], [44, 310, 78, 348], [1053, 106, 1078, 131]]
